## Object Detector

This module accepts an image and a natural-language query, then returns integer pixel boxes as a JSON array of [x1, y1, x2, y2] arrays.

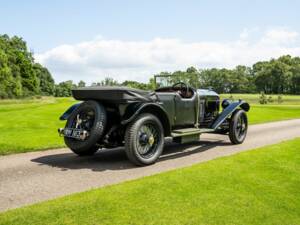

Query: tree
[[34, 63, 55, 96], [0, 34, 54, 98], [100, 77, 119, 86], [78, 80, 86, 87], [252, 55, 299, 94], [55, 81, 76, 97], [0, 50, 14, 98], [200, 68, 229, 93], [9, 36, 39, 96]]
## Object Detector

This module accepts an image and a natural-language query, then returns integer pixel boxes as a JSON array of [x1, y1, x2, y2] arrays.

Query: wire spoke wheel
[[125, 113, 164, 166], [229, 109, 248, 144]]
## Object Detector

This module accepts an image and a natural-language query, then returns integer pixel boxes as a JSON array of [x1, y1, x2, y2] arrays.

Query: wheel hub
[[148, 136, 155, 146], [139, 133, 149, 144]]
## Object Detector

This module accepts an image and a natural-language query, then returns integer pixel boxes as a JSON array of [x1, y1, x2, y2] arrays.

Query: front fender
[[211, 100, 250, 129], [59, 103, 81, 120]]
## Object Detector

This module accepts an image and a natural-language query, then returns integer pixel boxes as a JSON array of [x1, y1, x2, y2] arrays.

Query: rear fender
[[121, 103, 171, 136], [59, 103, 81, 120], [211, 100, 250, 129]]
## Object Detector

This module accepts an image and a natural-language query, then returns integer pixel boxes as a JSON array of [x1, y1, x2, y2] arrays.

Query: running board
[[171, 128, 215, 137]]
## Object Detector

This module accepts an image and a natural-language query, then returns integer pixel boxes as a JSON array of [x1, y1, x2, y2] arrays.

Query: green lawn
[[221, 93, 300, 124], [248, 104, 300, 124], [0, 95, 300, 155], [0, 97, 76, 155], [1, 138, 300, 225]]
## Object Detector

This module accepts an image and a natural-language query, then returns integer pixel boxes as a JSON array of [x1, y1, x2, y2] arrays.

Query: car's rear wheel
[[125, 113, 164, 166], [229, 109, 248, 144], [64, 100, 107, 156]]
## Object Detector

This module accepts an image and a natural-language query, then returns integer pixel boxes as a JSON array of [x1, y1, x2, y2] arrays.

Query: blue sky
[[1, 0, 300, 83]]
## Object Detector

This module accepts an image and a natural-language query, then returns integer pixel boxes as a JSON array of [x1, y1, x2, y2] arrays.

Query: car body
[[59, 81, 250, 166]]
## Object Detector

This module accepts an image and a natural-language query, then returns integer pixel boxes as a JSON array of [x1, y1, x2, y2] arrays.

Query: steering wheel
[[172, 82, 189, 97]]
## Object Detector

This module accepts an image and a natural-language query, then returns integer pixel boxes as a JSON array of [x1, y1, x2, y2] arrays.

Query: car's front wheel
[[229, 109, 248, 144], [125, 113, 164, 166]]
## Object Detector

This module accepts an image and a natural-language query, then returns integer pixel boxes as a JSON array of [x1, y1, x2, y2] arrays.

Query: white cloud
[[35, 28, 300, 84], [262, 28, 299, 44]]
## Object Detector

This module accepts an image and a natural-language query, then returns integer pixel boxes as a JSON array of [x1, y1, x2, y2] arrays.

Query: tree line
[[1, 34, 300, 99], [92, 55, 300, 95], [0, 34, 54, 98], [153, 55, 300, 94], [0, 34, 88, 98]]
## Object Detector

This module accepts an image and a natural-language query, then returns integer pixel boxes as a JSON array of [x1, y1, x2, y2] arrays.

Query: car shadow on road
[[31, 137, 231, 172]]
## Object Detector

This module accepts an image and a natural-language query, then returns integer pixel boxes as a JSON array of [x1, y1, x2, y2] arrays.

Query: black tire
[[64, 100, 107, 156], [125, 113, 164, 166], [229, 109, 248, 144]]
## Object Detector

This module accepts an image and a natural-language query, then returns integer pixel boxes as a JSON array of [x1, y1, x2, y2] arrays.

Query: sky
[[1, 0, 300, 84]]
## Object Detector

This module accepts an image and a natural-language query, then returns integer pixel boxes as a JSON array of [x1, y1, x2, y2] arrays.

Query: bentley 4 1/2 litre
[[58, 78, 250, 166]]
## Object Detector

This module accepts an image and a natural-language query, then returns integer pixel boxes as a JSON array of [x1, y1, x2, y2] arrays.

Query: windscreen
[[155, 74, 201, 89]]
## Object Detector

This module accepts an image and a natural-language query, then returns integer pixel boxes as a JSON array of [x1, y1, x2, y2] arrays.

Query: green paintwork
[[171, 128, 215, 137], [173, 128, 202, 133], [173, 134, 200, 144]]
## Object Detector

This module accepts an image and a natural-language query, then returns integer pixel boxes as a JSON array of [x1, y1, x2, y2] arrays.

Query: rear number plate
[[64, 128, 82, 139]]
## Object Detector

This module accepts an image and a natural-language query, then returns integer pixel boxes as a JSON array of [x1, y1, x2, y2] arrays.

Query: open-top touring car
[[58, 75, 250, 166]]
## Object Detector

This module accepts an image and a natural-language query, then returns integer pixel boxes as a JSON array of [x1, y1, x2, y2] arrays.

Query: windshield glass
[[154, 74, 200, 89]]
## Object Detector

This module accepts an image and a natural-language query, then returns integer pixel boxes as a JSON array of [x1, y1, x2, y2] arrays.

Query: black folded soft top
[[72, 86, 156, 104]]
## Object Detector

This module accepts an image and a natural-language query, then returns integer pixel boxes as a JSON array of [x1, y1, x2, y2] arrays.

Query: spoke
[[138, 143, 145, 154], [239, 127, 243, 136], [241, 123, 245, 132], [142, 145, 149, 154], [146, 126, 152, 136], [145, 145, 150, 153], [148, 126, 154, 135], [152, 129, 158, 138], [150, 125, 158, 137], [145, 127, 150, 136]]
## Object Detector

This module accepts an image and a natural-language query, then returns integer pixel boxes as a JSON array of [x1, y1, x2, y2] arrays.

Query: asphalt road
[[1, 119, 300, 212]]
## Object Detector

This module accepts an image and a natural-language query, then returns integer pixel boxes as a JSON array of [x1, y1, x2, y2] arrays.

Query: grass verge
[[1, 138, 300, 225]]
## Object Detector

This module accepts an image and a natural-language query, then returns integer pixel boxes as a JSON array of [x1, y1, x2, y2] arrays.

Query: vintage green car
[[58, 77, 250, 166]]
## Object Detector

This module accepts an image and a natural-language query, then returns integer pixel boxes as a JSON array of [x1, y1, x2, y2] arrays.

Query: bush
[[259, 92, 268, 104], [267, 96, 273, 103], [277, 95, 283, 104]]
